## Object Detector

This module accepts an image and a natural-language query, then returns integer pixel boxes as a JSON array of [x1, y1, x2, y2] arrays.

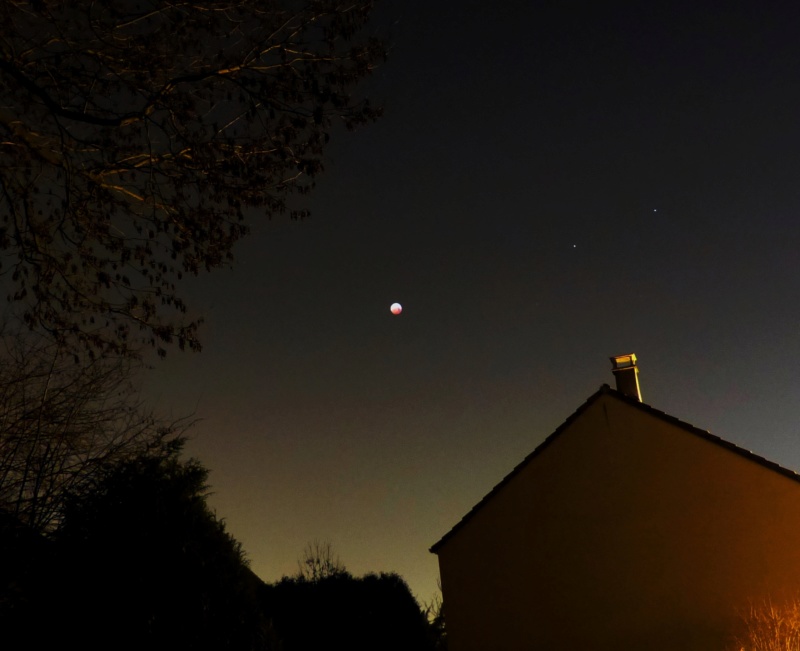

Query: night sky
[[147, 1, 800, 602]]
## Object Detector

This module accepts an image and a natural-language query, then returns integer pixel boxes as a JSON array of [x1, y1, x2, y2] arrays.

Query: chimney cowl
[[610, 353, 642, 402]]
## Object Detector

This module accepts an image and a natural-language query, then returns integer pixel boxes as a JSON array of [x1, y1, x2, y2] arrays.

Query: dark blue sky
[[148, 0, 800, 601]]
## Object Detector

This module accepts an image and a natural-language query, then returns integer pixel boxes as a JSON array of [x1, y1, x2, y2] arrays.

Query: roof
[[430, 384, 800, 553]]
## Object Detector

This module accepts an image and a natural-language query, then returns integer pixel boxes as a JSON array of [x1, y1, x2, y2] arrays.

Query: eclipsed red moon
[[390, 303, 402, 315]]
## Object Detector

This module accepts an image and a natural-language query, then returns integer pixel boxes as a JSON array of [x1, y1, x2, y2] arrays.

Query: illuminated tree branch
[[0, 0, 384, 357]]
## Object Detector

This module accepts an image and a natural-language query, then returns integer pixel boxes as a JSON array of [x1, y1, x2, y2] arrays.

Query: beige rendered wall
[[436, 393, 800, 651]]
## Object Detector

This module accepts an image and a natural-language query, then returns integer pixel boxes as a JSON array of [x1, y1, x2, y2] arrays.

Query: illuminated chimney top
[[610, 353, 642, 402]]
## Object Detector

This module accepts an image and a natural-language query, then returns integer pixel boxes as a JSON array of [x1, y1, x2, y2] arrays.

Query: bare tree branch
[[297, 539, 347, 581], [0, 322, 188, 532], [0, 0, 385, 357]]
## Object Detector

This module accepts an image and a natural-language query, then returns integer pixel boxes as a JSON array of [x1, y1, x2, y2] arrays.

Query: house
[[431, 355, 800, 650]]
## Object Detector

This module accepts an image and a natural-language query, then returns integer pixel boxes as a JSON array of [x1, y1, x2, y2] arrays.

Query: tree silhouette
[[297, 539, 347, 581], [0, 323, 182, 533], [14, 440, 267, 651], [0, 0, 384, 356], [262, 559, 436, 651]]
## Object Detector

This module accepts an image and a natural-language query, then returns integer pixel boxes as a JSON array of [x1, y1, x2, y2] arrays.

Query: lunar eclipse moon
[[390, 303, 402, 315]]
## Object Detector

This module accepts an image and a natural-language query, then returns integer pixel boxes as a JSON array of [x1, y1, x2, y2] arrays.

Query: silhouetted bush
[[9, 440, 267, 651], [261, 570, 436, 651], [2, 441, 446, 651]]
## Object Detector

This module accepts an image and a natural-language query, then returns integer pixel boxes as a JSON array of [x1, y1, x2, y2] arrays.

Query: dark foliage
[[0, 0, 384, 356], [261, 570, 437, 651], [6, 441, 266, 651], [425, 591, 448, 651], [0, 509, 50, 626], [0, 323, 181, 534]]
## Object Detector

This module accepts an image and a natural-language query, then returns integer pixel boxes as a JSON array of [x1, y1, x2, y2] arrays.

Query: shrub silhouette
[[261, 570, 435, 651], [12, 441, 266, 651]]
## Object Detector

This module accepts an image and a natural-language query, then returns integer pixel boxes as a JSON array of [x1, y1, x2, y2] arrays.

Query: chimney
[[610, 353, 642, 402]]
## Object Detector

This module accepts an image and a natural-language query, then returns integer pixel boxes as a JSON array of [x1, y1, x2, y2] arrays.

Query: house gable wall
[[436, 393, 800, 650]]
